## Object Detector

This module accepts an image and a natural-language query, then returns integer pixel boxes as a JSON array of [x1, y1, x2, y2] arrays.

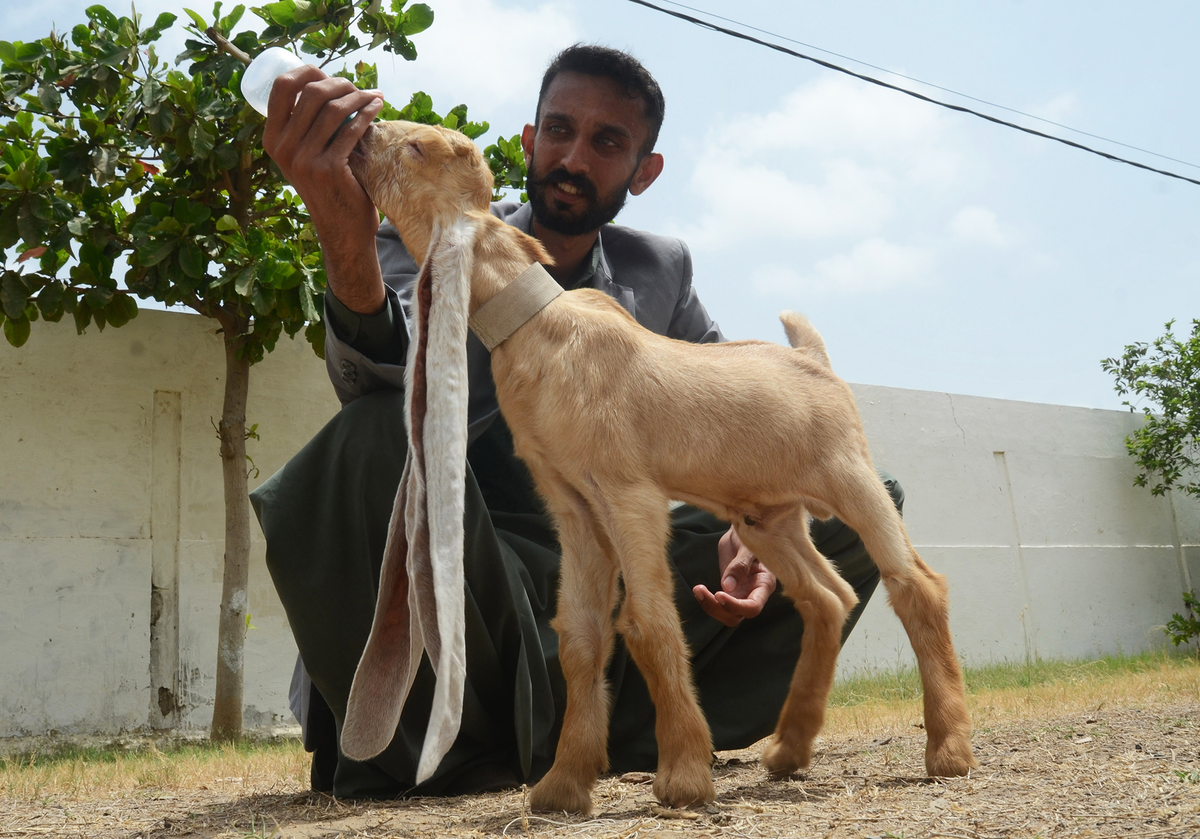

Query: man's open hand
[[692, 526, 777, 626]]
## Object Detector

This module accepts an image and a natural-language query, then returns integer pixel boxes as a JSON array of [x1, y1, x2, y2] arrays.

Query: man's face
[[522, 72, 663, 236]]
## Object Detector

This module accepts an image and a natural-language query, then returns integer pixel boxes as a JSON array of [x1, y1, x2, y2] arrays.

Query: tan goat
[[340, 120, 977, 813]]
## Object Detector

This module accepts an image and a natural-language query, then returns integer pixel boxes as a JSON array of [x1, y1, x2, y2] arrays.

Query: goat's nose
[[356, 123, 376, 148]]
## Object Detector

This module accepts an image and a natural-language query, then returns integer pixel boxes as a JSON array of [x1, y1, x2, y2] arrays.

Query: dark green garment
[[251, 389, 900, 798]]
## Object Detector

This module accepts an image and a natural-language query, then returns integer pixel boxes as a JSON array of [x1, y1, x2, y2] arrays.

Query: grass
[[2, 650, 1196, 804], [831, 647, 1199, 704], [824, 647, 1200, 739], [0, 737, 308, 803]]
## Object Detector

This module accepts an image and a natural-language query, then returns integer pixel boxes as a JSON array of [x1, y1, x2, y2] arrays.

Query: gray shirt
[[324, 201, 724, 443]]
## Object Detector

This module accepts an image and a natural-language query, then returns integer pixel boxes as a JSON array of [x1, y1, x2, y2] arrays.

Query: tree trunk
[[211, 321, 252, 742]]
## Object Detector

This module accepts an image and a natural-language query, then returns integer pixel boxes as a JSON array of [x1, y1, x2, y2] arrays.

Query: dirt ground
[[4, 700, 1197, 839]]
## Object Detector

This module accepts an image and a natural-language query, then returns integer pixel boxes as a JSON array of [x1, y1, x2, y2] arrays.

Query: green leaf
[[86, 5, 121, 30], [389, 33, 417, 60], [150, 216, 184, 234], [250, 281, 275, 314], [104, 294, 137, 327], [84, 287, 114, 310], [36, 281, 65, 320], [0, 41, 16, 66], [38, 82, 62, 112], [141, 238, 176, 266], [0, 202, 19, 249], [1, 272, 30, 319], [189, 120, 215, 159], [3, 316, 30, 347], [179, 240, 205, 278], [214, 144, 239, 171], [148, 12, 178, 37], [305, 319, 326, 359], [15, 42, 48, 62], [299, 286, 318, 321], [219, 5, 245, 33], [92, 147, 117, 186], [399, 3, 434, 35], [216, 214, 240, 232], [235, 266, 255, 296], [183, 8, 209, 30], [259, 0, 298, 26]]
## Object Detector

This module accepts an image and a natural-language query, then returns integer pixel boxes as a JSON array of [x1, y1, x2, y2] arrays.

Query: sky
[[8, 0, 1200, 410]]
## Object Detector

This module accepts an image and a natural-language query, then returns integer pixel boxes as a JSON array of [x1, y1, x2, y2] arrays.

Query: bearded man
[[253, 43, 899, 798]]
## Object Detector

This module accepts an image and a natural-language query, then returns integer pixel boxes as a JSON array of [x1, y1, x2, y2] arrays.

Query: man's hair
[[536, 44, 665, 155]]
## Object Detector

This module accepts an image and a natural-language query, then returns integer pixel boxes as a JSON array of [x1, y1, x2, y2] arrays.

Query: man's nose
[[558, 136, 590, 174]]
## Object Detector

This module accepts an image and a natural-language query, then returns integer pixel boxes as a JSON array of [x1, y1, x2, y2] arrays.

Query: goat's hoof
[[652, 759, 715, 808], [761, 738, 812, 779], [529, 770, 594, 815], [925, 735, 977, 777]]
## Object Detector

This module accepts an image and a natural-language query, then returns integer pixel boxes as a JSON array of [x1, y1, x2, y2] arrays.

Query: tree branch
[[206, 27, 252, 66]]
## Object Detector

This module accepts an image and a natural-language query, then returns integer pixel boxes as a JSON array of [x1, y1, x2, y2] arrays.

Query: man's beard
[[526, 153, 633, 236]]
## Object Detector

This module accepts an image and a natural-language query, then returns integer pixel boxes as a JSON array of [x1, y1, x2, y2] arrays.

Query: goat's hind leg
[[738, 511, 857, 778], [528, 476, 622, 814], [831, 467, 976, 776]]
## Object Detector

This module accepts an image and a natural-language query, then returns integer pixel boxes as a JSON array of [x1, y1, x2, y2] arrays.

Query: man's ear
[[520, 124, 535, 167], [629, 152, 664, 196]]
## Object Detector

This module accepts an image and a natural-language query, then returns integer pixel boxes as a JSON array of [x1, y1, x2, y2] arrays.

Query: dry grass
[[2, 652, 1197, 838]]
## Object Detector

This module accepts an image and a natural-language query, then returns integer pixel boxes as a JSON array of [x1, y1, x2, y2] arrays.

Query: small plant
[[239, 814, 281, 838], [1174, 768, 1200, 784], [1102, 319, 1200, 500], [1164, 590, 1200, 647]]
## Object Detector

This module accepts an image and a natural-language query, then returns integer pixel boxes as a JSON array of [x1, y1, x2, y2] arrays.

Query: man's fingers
[[692, 585, 742, 627], [721, 552, 757, 595], [713, 590, 763, 619], [327, 95, 386, 161], [262, 64, 328, 152], [268, 75, 367, 170]]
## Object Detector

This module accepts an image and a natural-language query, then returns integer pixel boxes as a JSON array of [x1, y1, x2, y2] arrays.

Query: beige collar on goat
[[468, 262, 563, 351]]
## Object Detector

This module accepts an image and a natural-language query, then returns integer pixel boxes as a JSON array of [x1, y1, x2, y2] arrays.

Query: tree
[[0, 0, 525, 740], [1102, 318, 1200, 648], [1102, 319, 1200, 500]]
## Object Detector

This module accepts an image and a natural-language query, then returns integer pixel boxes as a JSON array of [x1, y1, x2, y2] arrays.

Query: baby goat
[[340, 120, 977, 813]]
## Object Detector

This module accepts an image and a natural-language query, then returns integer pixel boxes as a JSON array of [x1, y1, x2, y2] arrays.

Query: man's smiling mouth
[[556, 182, 582, 196]]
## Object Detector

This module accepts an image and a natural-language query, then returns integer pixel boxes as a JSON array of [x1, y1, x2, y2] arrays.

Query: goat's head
[[350, 120, 493, 263]]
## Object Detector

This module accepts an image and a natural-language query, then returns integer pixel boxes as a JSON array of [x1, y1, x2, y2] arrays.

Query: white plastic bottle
[[240, 47, 307, 117]]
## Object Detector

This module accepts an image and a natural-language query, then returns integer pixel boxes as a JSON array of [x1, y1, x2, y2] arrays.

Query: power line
[[651, 0, 1200, 174], [624, 0, 1200, 188]]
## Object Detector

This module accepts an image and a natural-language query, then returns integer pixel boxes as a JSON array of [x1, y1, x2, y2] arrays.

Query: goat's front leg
[[600, 483, 715, 808], [528, 478, 621, 814]]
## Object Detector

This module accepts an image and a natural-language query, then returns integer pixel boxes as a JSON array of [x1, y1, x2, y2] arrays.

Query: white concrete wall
[[0, 309, 339, 737], [841, 385, 1199, 674], [1, 310, 1196, 736]]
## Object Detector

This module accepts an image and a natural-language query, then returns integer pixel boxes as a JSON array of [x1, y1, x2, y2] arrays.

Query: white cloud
[[752, 238, 936, 296], [378, 0, 576, 110], [949, 206, 1009, 247], [676, 75, 961, 253]]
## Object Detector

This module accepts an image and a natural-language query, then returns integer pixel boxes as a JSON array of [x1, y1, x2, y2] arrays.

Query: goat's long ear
[[341, 455, 424, 760], [340, 218, 476, 782], [341, 242, 443, 762], [410, 217, 475, 782]]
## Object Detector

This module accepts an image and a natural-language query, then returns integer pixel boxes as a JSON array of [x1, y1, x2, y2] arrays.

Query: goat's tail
[[780, 311, 832, 369]]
